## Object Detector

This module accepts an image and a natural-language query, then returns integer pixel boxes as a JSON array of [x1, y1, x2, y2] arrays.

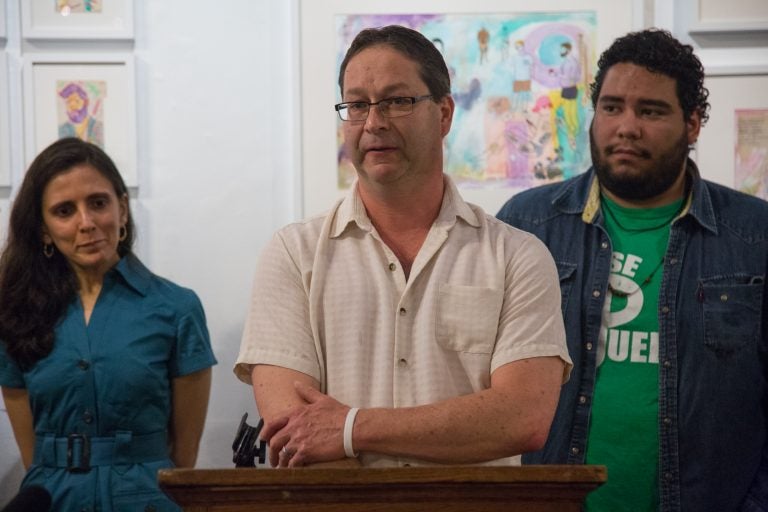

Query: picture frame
[[694, 74, 768, 195], [21, 0, 134, 40], [688, 0, 768, 36], [0, 1, 7, 41], [299, 0, 642, 217], [23, 54, 138, 186], [0, 52, 10, 186]]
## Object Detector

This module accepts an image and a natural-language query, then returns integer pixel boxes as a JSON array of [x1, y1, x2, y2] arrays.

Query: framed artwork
[[299, 0, 641, 217], [23, 54, 138, 186], [21, 0, 134, 40], [0, 52, 10, 186], [694, 74, 768, 199]]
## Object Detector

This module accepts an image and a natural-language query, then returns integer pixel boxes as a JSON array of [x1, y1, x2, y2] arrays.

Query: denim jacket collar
[[551, 159, 718, 235]]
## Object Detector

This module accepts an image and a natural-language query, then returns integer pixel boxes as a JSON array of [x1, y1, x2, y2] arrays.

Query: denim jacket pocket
[[556, 262, 578, 315], [700, 274, 764, 356], [436, 284, 503, 354]]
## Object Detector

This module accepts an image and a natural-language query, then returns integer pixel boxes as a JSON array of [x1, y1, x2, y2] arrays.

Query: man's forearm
[[352, 356, 563, 463]]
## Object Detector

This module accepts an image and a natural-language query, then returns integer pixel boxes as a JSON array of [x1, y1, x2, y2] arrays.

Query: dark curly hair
[[338, 25, 451, 100], [590, 28, 710, 125], [0, 138, 135, 368]]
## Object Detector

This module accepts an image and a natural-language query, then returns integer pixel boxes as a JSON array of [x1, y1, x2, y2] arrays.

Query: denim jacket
[[497, 162, 768, 512]]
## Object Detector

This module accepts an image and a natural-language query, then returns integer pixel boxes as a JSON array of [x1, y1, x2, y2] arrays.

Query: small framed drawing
[[21, 0, 134, 40], [23, 54, 138, 186], [0, 52, 10, 186], [694, 74, 768, 199]]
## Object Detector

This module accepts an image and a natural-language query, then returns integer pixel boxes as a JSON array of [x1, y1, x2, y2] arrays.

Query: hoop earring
[[119, 225, 127, 242], [43, 243, 54, 259]]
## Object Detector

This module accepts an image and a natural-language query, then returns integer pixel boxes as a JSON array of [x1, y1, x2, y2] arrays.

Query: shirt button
[[570, 447, 580, 455], [578, 395, 587, 404], [664, 472, 673, 481], [388, 262, 396, 271], [601, 241, 609, 249], [586, 342, 593, 351], [720, 293, 728, 302], [663, 417, 672, 425], [83, 410, 93, 424], [77, 360, 90, 370], [663, 360, 671, 368], [399, 307, 406, 315], [398, 358, 408, 367], [592, 290, 601, 298], [661, 306, 670, 314], [669, 257, 678, 265]]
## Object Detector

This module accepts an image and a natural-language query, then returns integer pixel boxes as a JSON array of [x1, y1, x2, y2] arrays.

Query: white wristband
[[343, 407, 360, 458]]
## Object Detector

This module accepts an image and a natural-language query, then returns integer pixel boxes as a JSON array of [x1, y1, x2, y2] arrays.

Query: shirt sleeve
[[233, 229, 321, 385], [169, 291, 217, 378], [491, 233, 573, 382], [0, 342, 25, 389]]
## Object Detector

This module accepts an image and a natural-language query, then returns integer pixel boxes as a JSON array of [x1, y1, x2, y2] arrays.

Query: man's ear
[[440, 95, 455, 138], [686, 110, 702, 146]]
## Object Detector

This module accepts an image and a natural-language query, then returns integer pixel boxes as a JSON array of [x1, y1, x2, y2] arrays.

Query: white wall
[[1, 0, 764, 505], [133, 0, 298, 469], [0, 0, 298, 504]]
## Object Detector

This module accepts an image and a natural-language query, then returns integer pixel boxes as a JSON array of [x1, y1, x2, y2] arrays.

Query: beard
[[67, 105, 89, 124], [590, 125, 690, 202]]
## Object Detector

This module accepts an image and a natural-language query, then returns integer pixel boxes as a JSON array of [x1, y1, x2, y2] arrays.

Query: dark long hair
[[0, 138, 135, 368]]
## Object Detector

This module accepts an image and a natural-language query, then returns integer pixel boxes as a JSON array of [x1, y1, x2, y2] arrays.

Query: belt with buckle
[[33, 431, 168, 472]]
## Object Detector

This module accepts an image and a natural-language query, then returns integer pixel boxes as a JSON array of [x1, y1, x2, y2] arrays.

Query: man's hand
[[260, 382, 351, 467]]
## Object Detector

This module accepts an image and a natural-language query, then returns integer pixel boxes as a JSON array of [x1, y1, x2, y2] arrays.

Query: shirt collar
[[558, 159, 717, 234], [109, 253, 152, 296], [330, 174, 480, 238]]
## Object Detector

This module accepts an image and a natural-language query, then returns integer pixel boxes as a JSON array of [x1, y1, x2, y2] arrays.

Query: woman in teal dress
[[0, 138, 217, 511]]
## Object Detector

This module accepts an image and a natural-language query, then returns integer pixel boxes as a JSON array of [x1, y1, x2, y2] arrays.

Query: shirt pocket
[[700, 274, 764, 356], [436, 284, 503, 354]]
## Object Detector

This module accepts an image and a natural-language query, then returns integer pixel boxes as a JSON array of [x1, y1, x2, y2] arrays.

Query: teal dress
[[0, 254, 217, 511]]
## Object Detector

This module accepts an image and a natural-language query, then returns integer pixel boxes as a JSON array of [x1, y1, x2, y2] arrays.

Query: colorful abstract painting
[[56, 79, 106, 148], [335, 12, 597, 190], [735, 109, 768, 200]]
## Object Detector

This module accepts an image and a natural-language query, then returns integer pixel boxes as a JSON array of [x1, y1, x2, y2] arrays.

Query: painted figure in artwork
[[56, 0, 102, 14], [510, 40, 533, 112], [477, 27, 490, 64], [57, 81, 105, 148], [555, 41, 581, 145]]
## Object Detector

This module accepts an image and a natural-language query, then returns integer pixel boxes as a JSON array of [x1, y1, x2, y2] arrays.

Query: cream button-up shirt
[[235, 176, 571, 467]]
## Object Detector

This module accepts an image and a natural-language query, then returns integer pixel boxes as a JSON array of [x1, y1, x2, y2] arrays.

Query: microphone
[[1, 485, 52, 512]]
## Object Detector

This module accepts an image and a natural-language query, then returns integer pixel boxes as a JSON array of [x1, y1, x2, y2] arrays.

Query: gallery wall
[[0, 0, 766, 506], [0, 0, 298, 502]]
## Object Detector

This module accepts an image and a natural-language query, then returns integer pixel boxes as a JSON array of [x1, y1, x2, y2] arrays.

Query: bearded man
[[497, 29, 768, 512]]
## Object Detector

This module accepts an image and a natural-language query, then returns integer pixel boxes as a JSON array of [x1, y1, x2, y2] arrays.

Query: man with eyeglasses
[[235, 25, 571, 468]]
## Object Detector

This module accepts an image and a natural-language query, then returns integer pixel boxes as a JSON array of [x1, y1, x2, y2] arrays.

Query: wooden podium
[[159, 465, 606, 511]]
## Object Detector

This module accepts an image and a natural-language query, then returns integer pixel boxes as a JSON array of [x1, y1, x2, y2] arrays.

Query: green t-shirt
[[584, 195, 683, 512]]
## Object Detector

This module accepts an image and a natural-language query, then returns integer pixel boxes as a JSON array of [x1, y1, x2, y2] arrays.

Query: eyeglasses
[[334, 95, 433, 122]]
